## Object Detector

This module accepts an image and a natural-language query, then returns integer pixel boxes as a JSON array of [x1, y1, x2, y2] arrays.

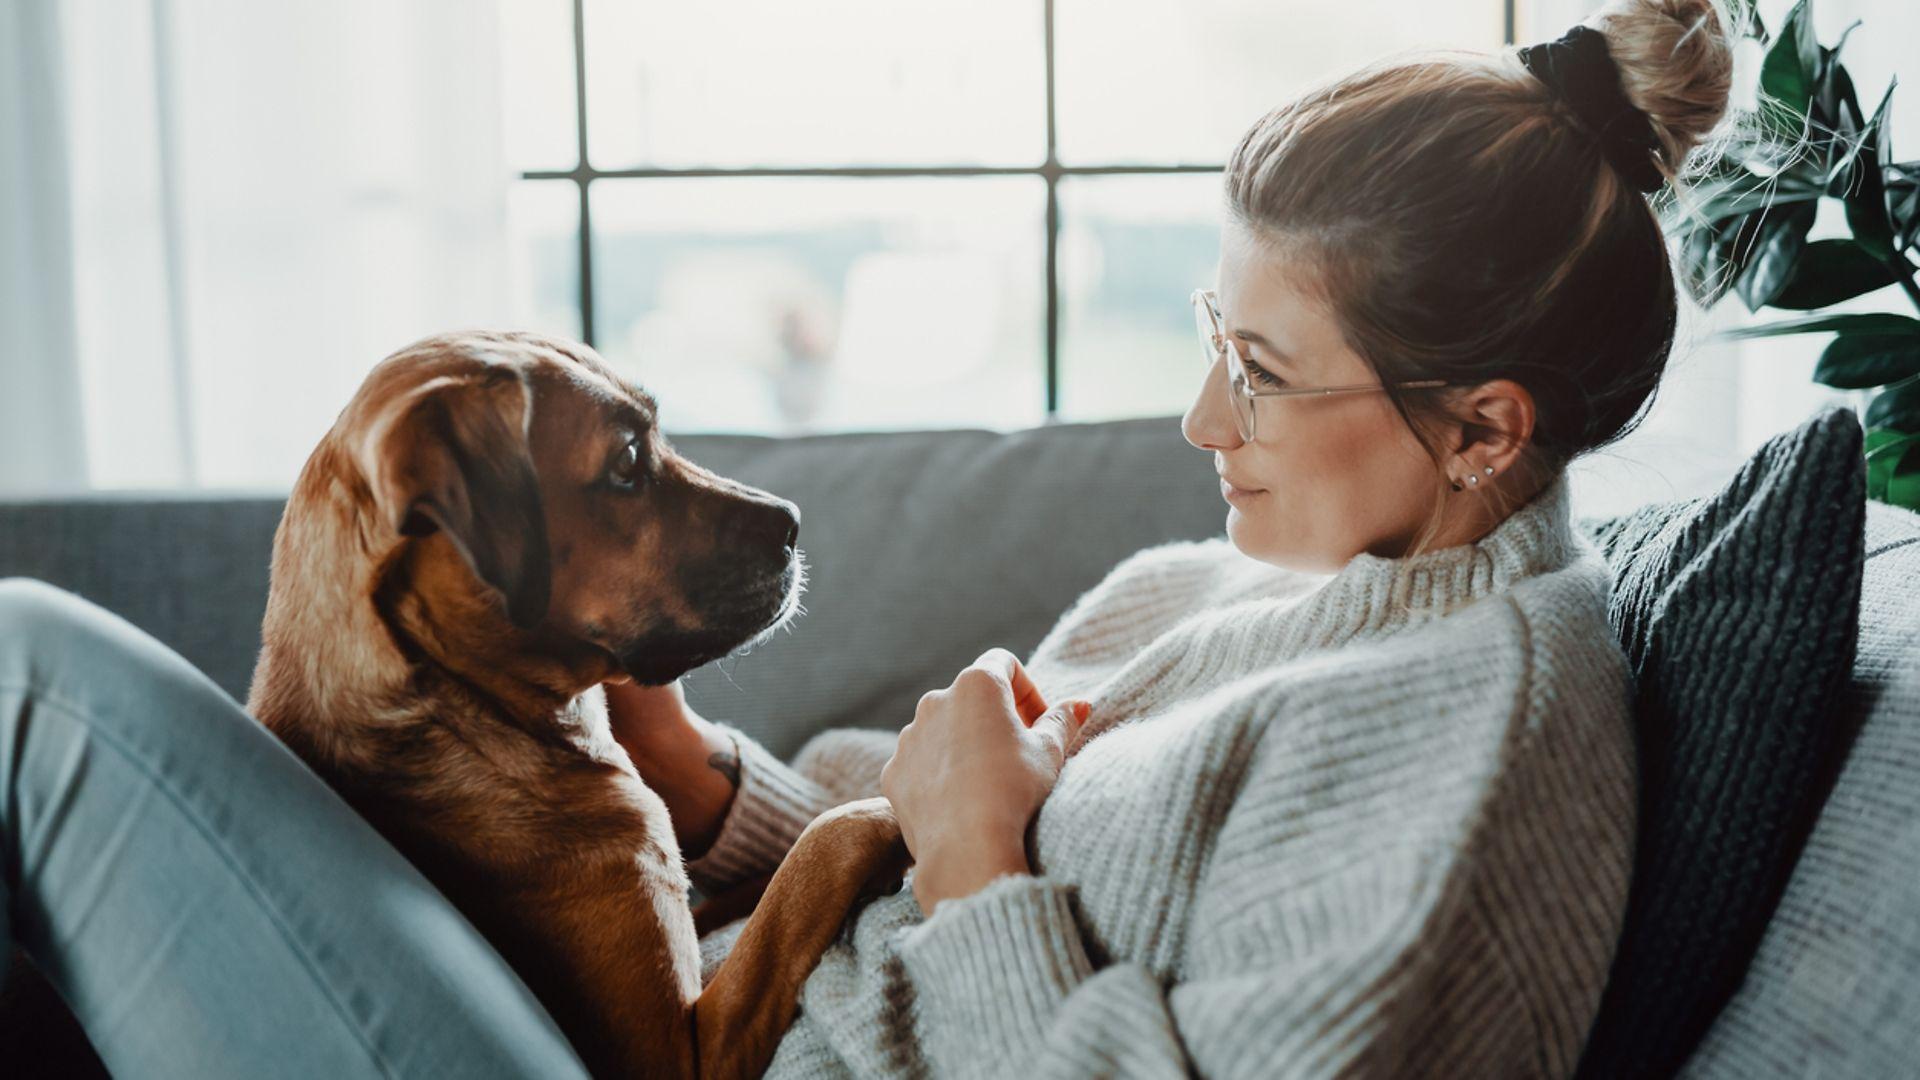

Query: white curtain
[[1, 1, 88, 493], [2, 0, 516, 494]]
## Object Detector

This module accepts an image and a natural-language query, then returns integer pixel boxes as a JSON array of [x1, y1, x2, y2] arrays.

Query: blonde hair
[[1224, 0, 1739, 557]]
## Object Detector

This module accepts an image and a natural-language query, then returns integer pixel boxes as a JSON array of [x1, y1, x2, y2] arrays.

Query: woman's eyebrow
[[1230, 327, 1296, 365]]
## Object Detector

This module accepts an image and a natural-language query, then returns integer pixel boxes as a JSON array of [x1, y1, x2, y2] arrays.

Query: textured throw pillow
[[1570, 405, 1867, 1080]]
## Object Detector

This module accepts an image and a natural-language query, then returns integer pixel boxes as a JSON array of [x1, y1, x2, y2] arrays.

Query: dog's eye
[[607, 439, 644, 489]]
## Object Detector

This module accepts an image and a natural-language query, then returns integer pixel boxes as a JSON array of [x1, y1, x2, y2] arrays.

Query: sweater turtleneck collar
[[1295, 468, 1581, 639], [1043, 469, 1588, 746]]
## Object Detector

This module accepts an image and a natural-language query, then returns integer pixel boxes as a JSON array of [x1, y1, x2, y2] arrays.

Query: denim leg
[[0, 578, 591, 1080]]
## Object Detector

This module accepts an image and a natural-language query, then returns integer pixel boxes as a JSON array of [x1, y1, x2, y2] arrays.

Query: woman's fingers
[[1029, 701, 1089, 767], [973, 647, 1048, 724]]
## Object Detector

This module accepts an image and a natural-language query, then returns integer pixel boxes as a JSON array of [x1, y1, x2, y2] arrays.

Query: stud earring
[[1484, 466, 1494, 476], [1467, 474, 1479, 486]]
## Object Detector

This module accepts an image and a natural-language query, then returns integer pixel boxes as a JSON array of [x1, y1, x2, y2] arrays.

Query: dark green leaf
[[1890, 172, 1920, 251], [1896, 180, 1920, 251], [1889, 466, 1920, 511], [1866, 426, 1920, 504], [1671, 166, 1833, 306], [1866, 426, 1920, 461], [1736, 200, 1818, 310], [1768, 240, 1900, 308], [1813, 333, 1920, 389], [1900, 441, 1920, 479], [1865, 427, 1920, 506], [1867, 428, 1900, 500], [1865, 379, 1920, 430], [1672, 168, 1823, 229], [1813, 27, 1864, 134], [1715, 312, 1920, 340], [1884, 127, 1911, 255], [1678, 224, 1723, 305], [1680, 206, 1778, 307], [1759, 0, 1820, 134], [1838, 85, 1897, 257]]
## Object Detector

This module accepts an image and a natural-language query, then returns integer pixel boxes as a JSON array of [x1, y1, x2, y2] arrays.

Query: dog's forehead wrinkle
[[597, 384, 658, 432], [533, 365, 656, 441], [551, 336, 652, 410]]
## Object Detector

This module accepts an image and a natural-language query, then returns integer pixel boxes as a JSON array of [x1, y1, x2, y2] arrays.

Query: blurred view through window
[[503, 0, 1507, 435], [61, 0, 1820, 498]]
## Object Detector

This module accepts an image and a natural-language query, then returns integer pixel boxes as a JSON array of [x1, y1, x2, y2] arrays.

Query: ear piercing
[[1450, 464, 1497, 492]]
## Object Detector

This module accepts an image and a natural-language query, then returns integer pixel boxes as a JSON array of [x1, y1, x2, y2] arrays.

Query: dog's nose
[[740, 499, 800, 553]]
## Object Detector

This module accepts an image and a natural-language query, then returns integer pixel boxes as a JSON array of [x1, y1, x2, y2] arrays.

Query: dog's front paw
[[800, 796, 911, 900]]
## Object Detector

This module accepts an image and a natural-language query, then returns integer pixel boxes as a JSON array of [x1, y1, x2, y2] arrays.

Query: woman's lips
[[1221, 477, 1265, 500]]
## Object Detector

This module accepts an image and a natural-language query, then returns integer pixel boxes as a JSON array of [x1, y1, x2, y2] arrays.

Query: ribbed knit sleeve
[[683, 725, 901, 896], [898, 875, 1098, 1046], [790, 726, 899, 803]]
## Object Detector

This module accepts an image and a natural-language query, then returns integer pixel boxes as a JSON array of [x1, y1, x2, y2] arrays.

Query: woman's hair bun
[[1586, 0, 1738, 171]]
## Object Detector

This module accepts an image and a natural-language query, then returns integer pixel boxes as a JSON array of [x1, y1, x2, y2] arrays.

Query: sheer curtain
[[1, 1, 87, 493], [2, 0, 518, 494]]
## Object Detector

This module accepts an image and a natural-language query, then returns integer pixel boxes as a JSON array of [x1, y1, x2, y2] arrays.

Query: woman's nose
[[1182, 354, 1244, 452]]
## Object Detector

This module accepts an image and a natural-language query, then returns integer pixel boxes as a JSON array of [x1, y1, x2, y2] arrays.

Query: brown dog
[[245, 329, 907, 1078]]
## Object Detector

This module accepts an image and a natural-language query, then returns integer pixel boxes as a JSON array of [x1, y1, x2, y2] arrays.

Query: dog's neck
[[372, 538, 578, 720], [250, 442, 607, 767]]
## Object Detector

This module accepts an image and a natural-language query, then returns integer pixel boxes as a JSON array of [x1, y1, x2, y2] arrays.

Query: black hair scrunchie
[[1517, 24, 1666, 193]]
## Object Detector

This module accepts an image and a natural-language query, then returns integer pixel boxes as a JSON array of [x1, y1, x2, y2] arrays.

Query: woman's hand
[[881, 648, 1090, 915], [603, 677, 740, 859]]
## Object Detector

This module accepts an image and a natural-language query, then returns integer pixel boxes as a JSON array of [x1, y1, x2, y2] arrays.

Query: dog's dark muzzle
[[618, 631, 737, 686], [615, 584, 790, 685]]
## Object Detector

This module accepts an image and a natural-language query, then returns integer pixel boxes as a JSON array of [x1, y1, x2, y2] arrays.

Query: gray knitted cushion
[[1677, 502, 1920, 1079], [1571, 406, 1867, 1080]]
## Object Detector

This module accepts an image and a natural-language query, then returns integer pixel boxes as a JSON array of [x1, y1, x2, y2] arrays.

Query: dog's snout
[[746, 500, 800, 552]]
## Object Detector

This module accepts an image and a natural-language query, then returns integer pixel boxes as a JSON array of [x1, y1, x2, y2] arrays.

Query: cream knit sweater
[[687, 469, 1636, 1079]]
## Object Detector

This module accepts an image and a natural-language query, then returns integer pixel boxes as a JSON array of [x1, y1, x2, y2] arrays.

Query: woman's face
[[1182, 220, 1451, 573]]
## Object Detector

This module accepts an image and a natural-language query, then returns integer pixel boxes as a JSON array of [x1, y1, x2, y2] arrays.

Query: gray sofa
[[3, 413, 1917, 1077]]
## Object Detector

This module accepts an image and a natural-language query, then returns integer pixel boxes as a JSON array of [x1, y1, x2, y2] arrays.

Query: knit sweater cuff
[[898, 873, 1096, 1051], [683, 725, 836, 895]]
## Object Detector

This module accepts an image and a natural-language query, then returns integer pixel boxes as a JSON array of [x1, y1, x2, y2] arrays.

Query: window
[[502, 0, 1514, 434]]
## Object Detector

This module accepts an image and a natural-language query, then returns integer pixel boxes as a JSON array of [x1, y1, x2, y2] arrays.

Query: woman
[[616, 0, 1733, 1075], [0, 0, 1732, 1075]]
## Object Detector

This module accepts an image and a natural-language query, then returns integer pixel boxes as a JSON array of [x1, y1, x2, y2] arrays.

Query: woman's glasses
[[1191, 288, 1452, 442]]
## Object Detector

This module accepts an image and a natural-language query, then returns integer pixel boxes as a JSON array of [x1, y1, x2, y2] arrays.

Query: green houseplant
[[1666, 0, 1920, 509]]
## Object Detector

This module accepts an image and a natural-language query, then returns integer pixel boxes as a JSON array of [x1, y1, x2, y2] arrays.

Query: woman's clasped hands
[[881, 647, 1092, 916]]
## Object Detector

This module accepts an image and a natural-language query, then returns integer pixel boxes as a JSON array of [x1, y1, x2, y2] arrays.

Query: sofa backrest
[[0, 416, 1226, 759], [0, 492, 283, 708]]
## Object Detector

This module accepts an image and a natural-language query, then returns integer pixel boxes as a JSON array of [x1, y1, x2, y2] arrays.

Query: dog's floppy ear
[[360, 369, 552, 629]]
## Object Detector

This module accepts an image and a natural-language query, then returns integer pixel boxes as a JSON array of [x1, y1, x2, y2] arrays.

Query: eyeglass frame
[[1192, 288, 1455, 442]]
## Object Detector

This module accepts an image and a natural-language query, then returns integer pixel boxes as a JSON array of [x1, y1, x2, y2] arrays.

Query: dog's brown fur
[[245, 329, 906, 1079]]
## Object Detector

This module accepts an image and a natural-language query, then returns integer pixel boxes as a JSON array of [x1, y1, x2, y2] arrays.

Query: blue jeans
[[0, 578, 591, 1078]]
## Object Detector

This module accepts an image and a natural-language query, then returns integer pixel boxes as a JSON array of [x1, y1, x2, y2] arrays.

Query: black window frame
[[521, 0, 1518, 418]]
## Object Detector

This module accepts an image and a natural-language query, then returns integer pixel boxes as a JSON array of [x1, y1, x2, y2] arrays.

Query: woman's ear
[[1446, 378, 1536, 474], [357, 368, 553, 629]]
